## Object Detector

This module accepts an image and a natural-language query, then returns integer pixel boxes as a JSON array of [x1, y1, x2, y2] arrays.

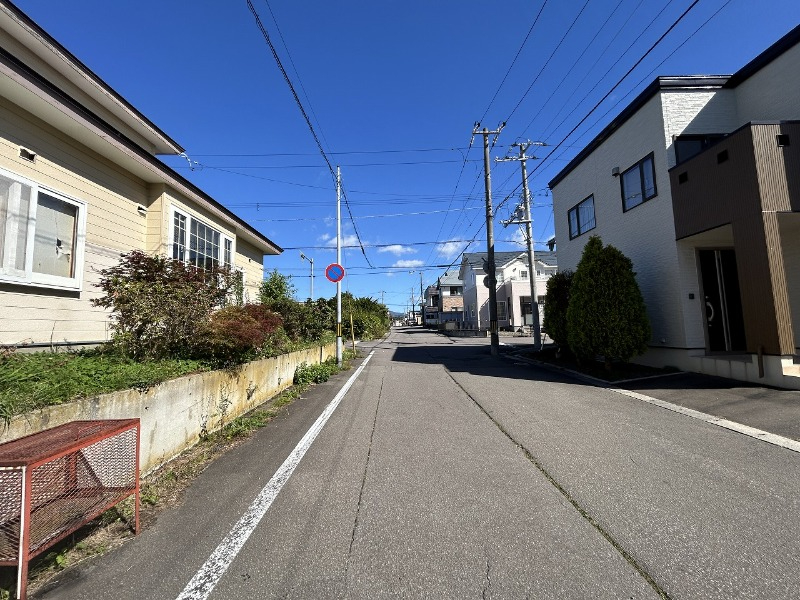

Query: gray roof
[[461, 251, 557, 272], [438, 269, 462, 286]]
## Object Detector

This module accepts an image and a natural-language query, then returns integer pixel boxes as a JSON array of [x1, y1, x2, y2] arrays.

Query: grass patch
[[0, 348, 208, 423], [0, 338, 344, 424]]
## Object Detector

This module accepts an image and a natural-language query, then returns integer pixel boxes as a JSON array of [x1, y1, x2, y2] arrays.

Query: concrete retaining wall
[[0, 344, 336, 473]]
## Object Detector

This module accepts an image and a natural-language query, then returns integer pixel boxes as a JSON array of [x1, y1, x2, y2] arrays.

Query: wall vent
[[19, 147, 36, 162], [776, 134, 791, 147], [717, 149, 729, 164]]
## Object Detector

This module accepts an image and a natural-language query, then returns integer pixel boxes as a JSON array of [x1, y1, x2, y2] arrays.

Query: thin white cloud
[[324, 234, 360, 247], [377, 244, 416, 256], [436, 240, 463, 260], [318, 232, 332, 242], [504, 228, 526, 245], [393, 259, 425, 268]]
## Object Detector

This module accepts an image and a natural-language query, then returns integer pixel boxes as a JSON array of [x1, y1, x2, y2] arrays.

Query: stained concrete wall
[[0, 343, 336, 473]]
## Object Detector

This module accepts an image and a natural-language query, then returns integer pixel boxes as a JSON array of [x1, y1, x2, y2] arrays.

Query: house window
[[520, 270, 528, 279], [568, 195, 595, 239], [538, 295, 546, 305], [0, 168, 86, 290], [621, 153, 656, 211], [674, 134, 726, 165], [496, 301, 507, 320], [450, 286, 462, 296], [172, 208, 233, 270]]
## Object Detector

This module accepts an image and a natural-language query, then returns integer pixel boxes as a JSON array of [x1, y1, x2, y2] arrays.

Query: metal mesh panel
[[0, 468, 23, 562], [26, 427, 138, 555]]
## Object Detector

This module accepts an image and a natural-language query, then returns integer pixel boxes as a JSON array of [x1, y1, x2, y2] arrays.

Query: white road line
[[176, 351, 376, 600], [609, 387, 800, 454]]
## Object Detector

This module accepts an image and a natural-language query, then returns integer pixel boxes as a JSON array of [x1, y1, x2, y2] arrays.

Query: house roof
[[548, 23, 800, 189], [0, 1, 282, 256], [461, 251, 557, 272], [438, 270, 463, 286]]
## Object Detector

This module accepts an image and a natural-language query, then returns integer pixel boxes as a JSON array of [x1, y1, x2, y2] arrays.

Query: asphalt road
[[37, 328, 800, 599]]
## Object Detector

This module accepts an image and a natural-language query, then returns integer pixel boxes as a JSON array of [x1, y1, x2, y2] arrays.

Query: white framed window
[[520, 270, 528, 279], [0, 167, 86, 290], [171, 207, 233, 270]]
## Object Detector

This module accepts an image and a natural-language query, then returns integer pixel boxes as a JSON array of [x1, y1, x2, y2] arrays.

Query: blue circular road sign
[[326, 263, 345, 283]]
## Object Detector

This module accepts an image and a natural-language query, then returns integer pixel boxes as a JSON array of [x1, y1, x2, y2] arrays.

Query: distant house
[[549, 24, 800, 388], [459, 251, 556, 330], [0, 2, 281, 349], [436, 270, 464, 325], [423, 284, 439, 327]]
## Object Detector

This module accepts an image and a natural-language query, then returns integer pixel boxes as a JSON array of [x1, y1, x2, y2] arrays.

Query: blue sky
[[14, 0, 800, 313]]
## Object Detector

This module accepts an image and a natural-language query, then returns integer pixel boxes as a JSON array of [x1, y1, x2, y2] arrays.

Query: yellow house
[[0, 1, 281, 348]]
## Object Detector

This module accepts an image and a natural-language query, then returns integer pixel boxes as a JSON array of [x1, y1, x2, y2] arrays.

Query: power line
[[479, 0, 550, 123], [246, 0, 373, 267], [503, 0, 592, 125], [533, 0, 677, 142]]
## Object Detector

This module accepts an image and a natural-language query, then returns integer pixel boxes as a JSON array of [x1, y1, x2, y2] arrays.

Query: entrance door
[[698, 249, 746, 352]]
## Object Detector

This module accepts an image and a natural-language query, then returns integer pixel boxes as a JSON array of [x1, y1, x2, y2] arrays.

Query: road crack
[[444, 370, 672, 600], [346, 370, 385, 565]]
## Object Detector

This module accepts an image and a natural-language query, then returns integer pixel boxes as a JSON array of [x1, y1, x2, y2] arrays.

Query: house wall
[[735, 42, 800, 122], [552, 94, 689, 349], [0, 98, 267, 347], [0, 96, 149, 345]]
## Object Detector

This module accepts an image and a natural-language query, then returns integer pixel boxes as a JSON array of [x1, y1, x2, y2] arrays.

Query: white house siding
[[553, 94, 693, 349], [660, 89, 738, 168], [735, 42, 800, 122], [0, 97, 149, 345], [236, 238, 264, 303]]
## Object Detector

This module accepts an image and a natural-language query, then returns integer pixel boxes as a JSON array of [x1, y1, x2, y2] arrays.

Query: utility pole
[[474, 123, 505, 356], [419, 272, 424, 328], [497, 141, 545, 350], [336, 166, 342, 366]]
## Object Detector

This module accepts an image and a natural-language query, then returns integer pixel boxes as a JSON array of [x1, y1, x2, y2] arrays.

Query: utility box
[[0, 419, 140, 599]]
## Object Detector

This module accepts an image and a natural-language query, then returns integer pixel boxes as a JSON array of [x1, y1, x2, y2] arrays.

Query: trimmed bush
[[542, 269, 574, 349], [566, 236, 651, 367], [92, 251, 237, 360]]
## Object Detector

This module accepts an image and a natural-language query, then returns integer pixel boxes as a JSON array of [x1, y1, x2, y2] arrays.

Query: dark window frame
[[620, 152, 657, 212], [674, 133, 726, 165], [567, 194, 596, 240]]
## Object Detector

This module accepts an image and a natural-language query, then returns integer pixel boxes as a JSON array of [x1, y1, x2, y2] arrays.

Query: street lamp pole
[[299, 252, 314, 300]]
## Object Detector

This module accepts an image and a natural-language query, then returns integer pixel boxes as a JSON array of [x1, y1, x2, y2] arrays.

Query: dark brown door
[[699, 249, 746, 352]]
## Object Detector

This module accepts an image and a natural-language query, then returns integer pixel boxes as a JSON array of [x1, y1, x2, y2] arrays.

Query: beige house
[[0, 2, 281, 348]]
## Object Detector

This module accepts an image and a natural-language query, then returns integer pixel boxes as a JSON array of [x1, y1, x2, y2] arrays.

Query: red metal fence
[[0, 419, 140, 599]]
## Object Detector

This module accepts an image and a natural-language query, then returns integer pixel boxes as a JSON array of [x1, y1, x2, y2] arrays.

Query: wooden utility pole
[[473, 123, 504, 356]]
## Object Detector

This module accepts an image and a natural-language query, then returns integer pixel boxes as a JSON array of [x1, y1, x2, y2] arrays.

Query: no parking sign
[[325, 263, 345, 283]]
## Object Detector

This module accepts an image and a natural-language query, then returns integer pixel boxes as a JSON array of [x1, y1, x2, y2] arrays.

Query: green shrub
[[264, 298, 334, 342], [294, 359, 339, 386], [542, 269, 574, 349], [92, 251, 237, 360], [566, 236, 651, 367]]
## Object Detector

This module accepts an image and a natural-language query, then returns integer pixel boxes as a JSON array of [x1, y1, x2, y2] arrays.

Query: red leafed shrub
[[202, 304, 285, 365]]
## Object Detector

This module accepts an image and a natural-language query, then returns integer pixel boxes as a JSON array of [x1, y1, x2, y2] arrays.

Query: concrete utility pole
[[474, 123, 505, 356], [419, 272, 424, 327], [336, 166, 342, 366], [497, 141, 545, 350]]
